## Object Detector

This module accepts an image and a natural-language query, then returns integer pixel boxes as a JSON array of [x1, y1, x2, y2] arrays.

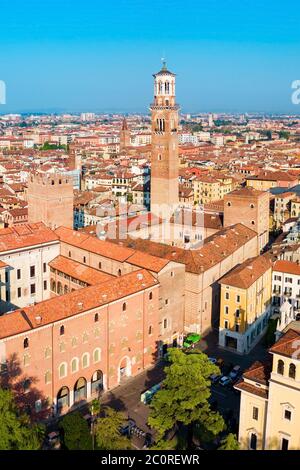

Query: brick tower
[[119, 117, 131, 152], [27, 173, 74, 229], [150, 62, 179, 220]]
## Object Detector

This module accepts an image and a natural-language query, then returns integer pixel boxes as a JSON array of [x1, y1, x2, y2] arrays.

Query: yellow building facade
[[219, 255, 272, 354]]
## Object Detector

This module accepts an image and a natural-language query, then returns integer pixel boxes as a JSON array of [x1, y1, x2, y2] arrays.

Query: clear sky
[[1, 0, 300, 114]]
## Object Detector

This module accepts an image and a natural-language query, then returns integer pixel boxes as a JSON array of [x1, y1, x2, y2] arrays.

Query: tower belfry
[[150, 62, 179, 220]]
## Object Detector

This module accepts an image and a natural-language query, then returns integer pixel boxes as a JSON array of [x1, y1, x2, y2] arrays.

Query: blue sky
[[1, 0, 300, 113]]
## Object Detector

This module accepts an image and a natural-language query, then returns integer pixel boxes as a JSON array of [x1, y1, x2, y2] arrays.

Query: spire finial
[[161, 57, 167, 71]]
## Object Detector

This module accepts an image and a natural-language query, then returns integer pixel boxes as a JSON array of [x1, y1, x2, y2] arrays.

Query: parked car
[[229, 365, 241, 380], [216, 358, 225, 369], [219, 376, 232, 387], [210, 373, 222, 384], [119, 418, 136, 436], [208, 357, 217, 364], [183, 333, 201, 348]]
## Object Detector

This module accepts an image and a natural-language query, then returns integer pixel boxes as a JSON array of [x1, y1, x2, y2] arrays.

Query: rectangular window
[[17, 287, 21, 298], [30, 266, 35, 278], [225, 306, 229, 314], [224, 320, 228, 329], [285, 277, 292, 283], [274, 275, 282, 281], [5, 271, 8, 283], [235, 324, 239, 332], [30, 284, 36, 295], [284, 410, 291, 421], [236, 309, 240, 318], [17, 269, 21, 280], [253, 407, 259, 420], [225, 292, 229, 300], [44, 280, 47, 291], [236, 295, 240, 303], [43, 263, 47, 273]]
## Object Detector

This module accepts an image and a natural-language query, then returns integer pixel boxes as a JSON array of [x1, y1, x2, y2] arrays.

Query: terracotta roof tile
[[0, 269, 157, 340], [49, 255, 114, 285]]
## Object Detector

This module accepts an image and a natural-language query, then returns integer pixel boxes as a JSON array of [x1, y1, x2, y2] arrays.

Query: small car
[[219, 376, 232, 387], [208, 357, 217, 364], [216, 358, 225, 368], [119, 418, 136, 436], [229, 365, 241, 380], [210, 373, 222, 384]]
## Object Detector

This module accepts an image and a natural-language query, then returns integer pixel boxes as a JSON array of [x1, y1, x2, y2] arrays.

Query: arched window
[[82, 353, 89, 368], [71, 357, 79, 373], [23, 337, 29, 349], [59, 362, 67, 379], [118, 269, 122, 276], [45, 370, 52, 384], [122, 302, 127, 312], [227, 202, 231, 206], [57, 282, 62, 295], [51, 280, 56, 292], [94, 313, 99, 322], [165, 81, 170, 94], [60, 325, 65, 336], [277, 359, 284, 375], [64, 285, 69, 294], [57, 386, 69, 409], [93, 348, 101, 363], [289, 363, 296, 379]]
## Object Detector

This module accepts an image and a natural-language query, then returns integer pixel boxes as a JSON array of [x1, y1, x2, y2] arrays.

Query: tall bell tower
[[150, 62, 179, 220]]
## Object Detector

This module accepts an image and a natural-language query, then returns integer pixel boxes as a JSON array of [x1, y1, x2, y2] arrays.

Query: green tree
[[94, 407, 131, 450], [218, 433, 240, 450], [59, 411, 92, 450], [0, 389, 44, 450], [148, 348, 225, 446], [279, 131, 290, 140]]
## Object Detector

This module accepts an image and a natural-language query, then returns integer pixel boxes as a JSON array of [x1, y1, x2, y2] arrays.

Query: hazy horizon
[[1, 1, 300, 114]]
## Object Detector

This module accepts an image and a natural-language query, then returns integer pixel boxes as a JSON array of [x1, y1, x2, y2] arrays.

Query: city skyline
[[1, 0, 300, 114]]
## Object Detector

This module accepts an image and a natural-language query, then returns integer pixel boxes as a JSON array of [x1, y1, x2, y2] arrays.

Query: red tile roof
[[0, 269, 158, 340], [0, 223, 59, 253], [273, 260, 300, 276], [49, 255, 114, 285], [269, 329, 300, 358]]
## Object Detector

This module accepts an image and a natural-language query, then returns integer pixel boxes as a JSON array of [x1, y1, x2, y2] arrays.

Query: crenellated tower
[[150, 62, 179, 219]]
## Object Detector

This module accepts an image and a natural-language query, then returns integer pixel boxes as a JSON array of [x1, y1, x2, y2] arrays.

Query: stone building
[[224, 187, 270, 252], [27, 173, 74, 230], [150, 62, 179, 220]]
